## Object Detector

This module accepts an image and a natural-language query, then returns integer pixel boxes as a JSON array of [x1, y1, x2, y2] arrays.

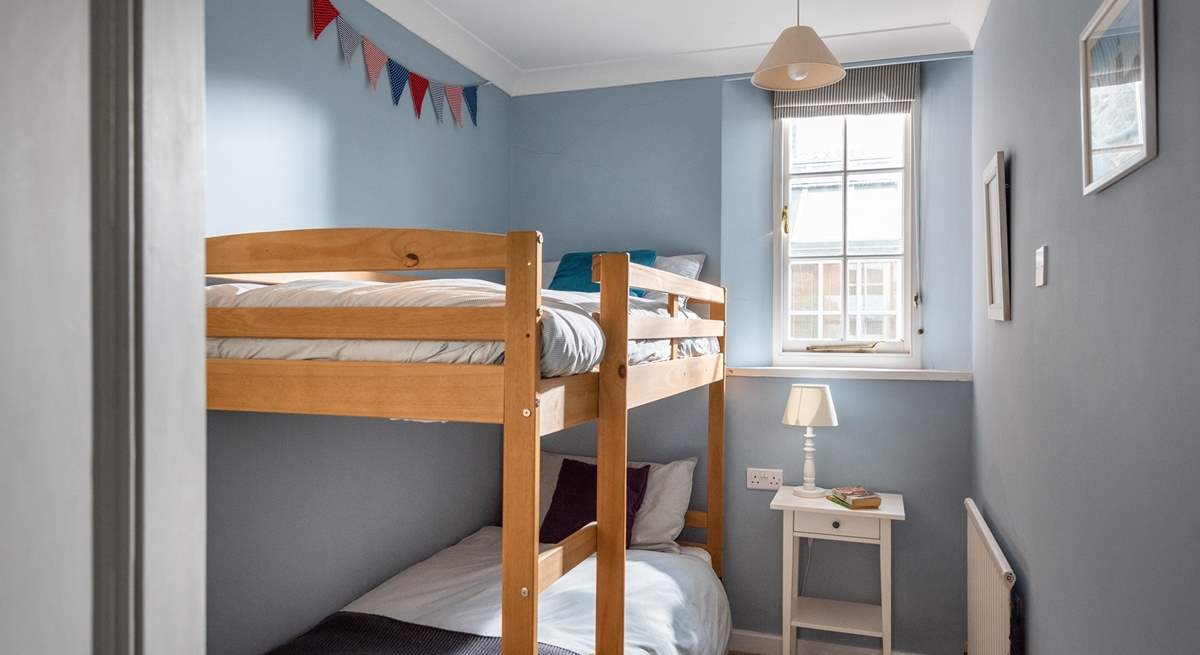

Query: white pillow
[[643, 254, 706, 304], [540, 451, 696, 553]]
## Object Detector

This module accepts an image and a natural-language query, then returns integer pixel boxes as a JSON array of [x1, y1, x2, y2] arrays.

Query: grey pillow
[[540, 451, 696, 553], [542, 260, 559, 288], [643, 254, 706, 304]]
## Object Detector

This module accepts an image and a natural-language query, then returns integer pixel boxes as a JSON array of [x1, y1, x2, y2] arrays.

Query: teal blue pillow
[[548, 250, 657, 296]]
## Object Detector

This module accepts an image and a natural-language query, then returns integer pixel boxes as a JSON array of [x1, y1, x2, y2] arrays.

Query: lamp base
[[793, 485, 827, 498]]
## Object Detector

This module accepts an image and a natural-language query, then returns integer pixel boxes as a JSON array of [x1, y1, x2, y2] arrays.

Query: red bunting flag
[[408, 72, 430, 119], [311, 0, 339, 40], [445, 85, 464, 127], [362, 38, 387, 90]]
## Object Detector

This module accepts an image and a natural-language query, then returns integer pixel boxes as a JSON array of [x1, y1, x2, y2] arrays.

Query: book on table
[[828, 485, 882, 509]]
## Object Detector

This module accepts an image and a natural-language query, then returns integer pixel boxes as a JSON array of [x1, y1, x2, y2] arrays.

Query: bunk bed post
[[501, 231, 543, 655], [595, 252, 631, 654], [707, 290, 727, 577]]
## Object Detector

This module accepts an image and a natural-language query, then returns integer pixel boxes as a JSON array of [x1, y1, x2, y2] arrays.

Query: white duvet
[[344, 526, 731, 655], [206, 279, 717, 378]]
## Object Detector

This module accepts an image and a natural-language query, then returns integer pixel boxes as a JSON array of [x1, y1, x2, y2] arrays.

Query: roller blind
[[773, 63, 920, 119]]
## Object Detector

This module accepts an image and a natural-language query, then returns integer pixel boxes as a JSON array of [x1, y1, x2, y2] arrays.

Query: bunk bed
[[205, 228, 728, 654]]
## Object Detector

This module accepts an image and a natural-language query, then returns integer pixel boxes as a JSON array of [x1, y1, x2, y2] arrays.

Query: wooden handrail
[[627, 262, 726, 304], [536, 522, 598, 593], [537, 372, 599, 437], [627, 316, 724, 340], [207, 359, 504, 421], [626, 354, 725, 409], [207, 271, 421, 285], [589, 258, 725, 305], [207, 307, 506, 341], [207, 228, 509, 274]]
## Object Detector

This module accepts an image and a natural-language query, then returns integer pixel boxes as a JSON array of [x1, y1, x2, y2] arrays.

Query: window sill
[[726, 366, 973, 382]]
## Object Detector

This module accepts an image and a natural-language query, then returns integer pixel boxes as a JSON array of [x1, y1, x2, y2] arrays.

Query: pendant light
[[752, 0, 845, 91]]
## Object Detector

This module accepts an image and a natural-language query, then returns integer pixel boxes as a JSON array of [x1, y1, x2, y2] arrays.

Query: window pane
[[847, 258, 902, 341], [789, 116, 843, 173], [789, 175, 843, 257], [790, 315, 817, 340], [847, 113, 905, 170], [821, 314, 844, 340], [789, 262, 819, 311], [821, 261, 842, 312], [847, 171, 903, 255]]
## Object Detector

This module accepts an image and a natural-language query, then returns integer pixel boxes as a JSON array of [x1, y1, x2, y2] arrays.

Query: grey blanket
[[267, 611, 582, 655]]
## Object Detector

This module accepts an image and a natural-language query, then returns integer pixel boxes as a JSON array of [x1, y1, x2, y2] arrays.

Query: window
[[774, 113, 918, 367]]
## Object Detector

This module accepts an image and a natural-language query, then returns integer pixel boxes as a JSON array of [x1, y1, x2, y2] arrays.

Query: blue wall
[[510, 63, 975, 654], [205, 2, 508, 653], [508, 77, 724, 284], [207, 414, 501, 655], [206, 0, 510, 236], [971, 0, 1200, 652]]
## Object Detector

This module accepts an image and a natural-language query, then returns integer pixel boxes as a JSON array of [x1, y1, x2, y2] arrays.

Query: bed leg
[[502, 231, 542, 655], [707, 290, 726, 578], [595, 253, 631, 655]]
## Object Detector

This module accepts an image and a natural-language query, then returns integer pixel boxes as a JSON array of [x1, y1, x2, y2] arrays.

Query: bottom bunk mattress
[[269, 526, 731, 655], [206, 279, 718, 378]]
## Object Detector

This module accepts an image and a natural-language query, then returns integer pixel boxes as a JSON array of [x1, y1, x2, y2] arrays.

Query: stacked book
[[827, 485, 881, 510]]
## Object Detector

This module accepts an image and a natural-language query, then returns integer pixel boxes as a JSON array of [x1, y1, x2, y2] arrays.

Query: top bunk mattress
[[206, 279, 718, 378]]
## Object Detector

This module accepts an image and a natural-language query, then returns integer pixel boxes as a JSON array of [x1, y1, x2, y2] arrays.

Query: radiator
[[965, 498, 1016, 655]]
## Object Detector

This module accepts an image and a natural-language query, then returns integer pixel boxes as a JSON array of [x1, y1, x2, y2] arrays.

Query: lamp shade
[[751, 25, 845, 91], [782, 384, 838, 427]]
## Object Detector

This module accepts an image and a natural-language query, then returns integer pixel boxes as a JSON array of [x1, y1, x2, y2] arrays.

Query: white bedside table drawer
[[793, 511, 880, 540]]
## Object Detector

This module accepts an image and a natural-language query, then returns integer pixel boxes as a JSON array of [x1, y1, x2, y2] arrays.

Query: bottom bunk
[[268, 526, 731, 655]]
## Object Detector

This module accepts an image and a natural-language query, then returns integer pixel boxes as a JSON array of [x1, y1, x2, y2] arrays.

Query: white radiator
[[965, 498, 1016, 655]]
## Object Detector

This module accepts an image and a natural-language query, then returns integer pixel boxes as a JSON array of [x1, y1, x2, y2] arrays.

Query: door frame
[[91, 1, 207, 653]]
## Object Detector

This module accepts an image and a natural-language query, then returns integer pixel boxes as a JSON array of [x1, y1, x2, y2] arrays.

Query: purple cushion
[[539, 458, 651, 547]]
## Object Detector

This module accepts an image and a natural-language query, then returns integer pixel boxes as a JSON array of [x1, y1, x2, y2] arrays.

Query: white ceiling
[[368, 0, 991, 96]]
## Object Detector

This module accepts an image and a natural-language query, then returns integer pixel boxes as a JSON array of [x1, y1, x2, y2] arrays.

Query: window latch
[[781, 205, 789, 236]]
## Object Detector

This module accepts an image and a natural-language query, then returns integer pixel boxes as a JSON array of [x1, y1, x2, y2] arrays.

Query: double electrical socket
[[746, 467, 783, 490]]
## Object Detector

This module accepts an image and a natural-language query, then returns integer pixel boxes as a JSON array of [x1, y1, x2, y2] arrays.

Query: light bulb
[[787, 63, 809, 82]]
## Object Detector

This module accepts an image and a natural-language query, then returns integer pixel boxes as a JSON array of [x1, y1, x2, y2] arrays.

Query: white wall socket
[[746, 467, 783, 490]]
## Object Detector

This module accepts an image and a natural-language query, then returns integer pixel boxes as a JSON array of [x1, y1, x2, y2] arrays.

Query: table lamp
[[782, 384, 838, 497]]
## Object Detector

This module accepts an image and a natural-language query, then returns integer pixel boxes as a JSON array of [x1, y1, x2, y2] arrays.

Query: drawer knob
[[832, 521, 841, 529]]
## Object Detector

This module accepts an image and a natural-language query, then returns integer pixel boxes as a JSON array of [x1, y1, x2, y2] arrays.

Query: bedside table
[[770, 487, 906, 655]]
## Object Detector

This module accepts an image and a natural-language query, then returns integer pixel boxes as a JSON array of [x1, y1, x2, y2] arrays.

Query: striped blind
[[773, 63, 920, 119]]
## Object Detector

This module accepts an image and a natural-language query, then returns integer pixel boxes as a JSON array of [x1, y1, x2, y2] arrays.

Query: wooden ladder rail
[[594, 252, 632, 655], [501, 231, 543, 655]]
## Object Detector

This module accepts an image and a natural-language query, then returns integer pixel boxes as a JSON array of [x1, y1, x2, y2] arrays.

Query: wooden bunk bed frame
[[205, 228, 727, 655]]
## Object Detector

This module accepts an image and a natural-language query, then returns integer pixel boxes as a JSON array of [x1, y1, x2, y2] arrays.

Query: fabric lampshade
[[752, 25, 845, 91], [782, 384, 838, 427]]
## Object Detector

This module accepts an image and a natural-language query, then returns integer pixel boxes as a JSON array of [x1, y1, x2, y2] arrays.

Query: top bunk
[[204, 228, 727, 436]]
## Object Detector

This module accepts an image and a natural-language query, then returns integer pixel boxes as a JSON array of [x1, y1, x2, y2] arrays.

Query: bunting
[[386, 59, 409, 105], [429, 81, 446, 123], [446, 85, 464, 127], [311, 0, 482, 128], [334, 16, 362, 63], [362, 38, 387, 89], [408, 73, 429, 119], [463, 85, 478, 126], [311, 0, 339, 40]]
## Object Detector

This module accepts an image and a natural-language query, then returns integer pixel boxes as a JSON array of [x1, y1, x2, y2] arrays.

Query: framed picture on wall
[[1079, 0, 1157, 195], [982, 151, 1010, 321]]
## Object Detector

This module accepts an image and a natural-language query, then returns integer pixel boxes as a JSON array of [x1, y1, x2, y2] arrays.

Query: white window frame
[[772, 110, 922, 369]]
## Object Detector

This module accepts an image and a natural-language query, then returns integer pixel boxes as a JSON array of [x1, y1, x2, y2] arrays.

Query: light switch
[[1035, 245, 1047, 287]]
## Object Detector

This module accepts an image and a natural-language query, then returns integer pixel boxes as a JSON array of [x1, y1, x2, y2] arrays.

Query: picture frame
[[982, 151, 1010, 321], [1079, 0, 1157, 195]]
